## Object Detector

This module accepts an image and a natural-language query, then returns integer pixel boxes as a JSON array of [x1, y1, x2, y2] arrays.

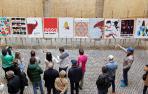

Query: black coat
[[44, 68, 59, 88], [68, 66, 83, 83], [7, 75, 21, 94]]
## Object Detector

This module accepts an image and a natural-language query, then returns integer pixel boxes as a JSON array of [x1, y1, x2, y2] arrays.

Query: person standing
[[6, 70, 21, 94], [117, 44, 134, 87], [105, 55, 118, 94], [57, 47, 70, 72], [44, 63, 59, 94], [27, 57, 44, 94], [55, 70, 69, 94], [96, 66, 111, 94], [77, 48, 88, 89], [68, 60, 83, 94], [143, 65, 148, 94], [45, 52, 55, 70], [30, 50, 41, 64]]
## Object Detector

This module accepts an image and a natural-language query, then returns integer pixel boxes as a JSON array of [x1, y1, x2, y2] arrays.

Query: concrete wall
[[0, 0, 43, 17], [103, 0, 148, 18]]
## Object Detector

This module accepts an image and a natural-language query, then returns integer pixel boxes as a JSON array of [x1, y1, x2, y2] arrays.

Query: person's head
[[47, 63, 53, 69], [127, 47, 134, 56], [71, 59, 77, 66], [30, 50, 36, 57], [79, 48, 84, 55], [13, 59, 19, 66], [30, 57, 36, 64], [7, 46, 12, 55], [1, 48, 7, 56], [59, 47, 64, 53], [15, 52, 21, 59], [46, 52, 52, 62], [102, 66, 108, 74], [59, 70, 66, 78], [107, 55, 114, 61], [6, 70, 14, 79]]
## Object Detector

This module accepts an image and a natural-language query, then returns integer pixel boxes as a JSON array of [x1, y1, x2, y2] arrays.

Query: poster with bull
[[59, 17, 74, 38], [43, 18, 58, 38], [0, 17, 11, 37], [104, 19, 121, 39], [120, 19, 135, 38], [74, 18, 89, 38], [134, 18, 148, 38], [11, 17, 27, 37], [26, 17, 43, 37], [89, 18, 104, 39]]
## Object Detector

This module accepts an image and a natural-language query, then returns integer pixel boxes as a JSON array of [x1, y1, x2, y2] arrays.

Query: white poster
[[59, 18, 74, 38], [26, 17, 43, 37]]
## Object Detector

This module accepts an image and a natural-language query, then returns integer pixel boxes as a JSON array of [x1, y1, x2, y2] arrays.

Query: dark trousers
[[70, 81, 79, 94], [143, 85, 147, 94], [111, 76, 115, 92], [47, 87, 56, 94], [98, 89, 108, 94], [20, 87, 25, 94], [123, 68, 130, 85], [59, 67, 68, 72]]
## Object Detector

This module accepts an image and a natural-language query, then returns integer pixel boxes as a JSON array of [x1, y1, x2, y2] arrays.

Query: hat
[[6, 71, 14, 78], [127, 47, 134, 52], [108, 55, 114, 60], [71, 60, 77, 65]]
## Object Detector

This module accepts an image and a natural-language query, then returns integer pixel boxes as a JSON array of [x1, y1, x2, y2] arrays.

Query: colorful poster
[[26, 17, 43, 37], [120, 19, 134, 38], [11, 17, 27, 36], [135, 18, 148, 38], [43, 18, 58, 38], [74, 18, 89, 38], [0, 17, 11, 37], [89, 18, 104, 38], [104, 19, 121, 39], [59, 18, 74, 38]]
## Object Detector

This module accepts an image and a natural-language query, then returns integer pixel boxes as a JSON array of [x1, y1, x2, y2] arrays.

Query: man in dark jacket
[[27, 57, 44, 94], [6, 70, 20, 94], [68, 60, 83, 94], [44, 63, 59, 94]]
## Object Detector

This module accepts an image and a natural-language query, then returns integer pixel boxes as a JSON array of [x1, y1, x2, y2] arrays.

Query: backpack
[[96, 74, 111, 89]]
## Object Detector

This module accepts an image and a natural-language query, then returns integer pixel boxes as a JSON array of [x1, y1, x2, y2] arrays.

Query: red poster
[[44, 18, 58, 33]]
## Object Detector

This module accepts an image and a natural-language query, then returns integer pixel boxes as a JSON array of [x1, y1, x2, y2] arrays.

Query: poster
[[0, 17, 11, 37], [89, 18, 104, 38], [59, 18, 74, 38], [11, 17, 27, 36], [74, 18, 89, 38], [26, 17, 43, 37], [43, 18, 58, 38], [135, 18, 148, 38], [104, 19, 121, 39], [120, 19, 135, 38]]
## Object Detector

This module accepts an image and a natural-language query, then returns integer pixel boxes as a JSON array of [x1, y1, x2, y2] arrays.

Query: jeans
[[59, 67, 68, 72], [123, 68, 130, 85], [111, 76, 115, 92], [32, 81, 44, 94], [143, 85, 147, 94], [98, 89, 108, 94], [70, 81, 79, 94], [47, 87, 56, 94]]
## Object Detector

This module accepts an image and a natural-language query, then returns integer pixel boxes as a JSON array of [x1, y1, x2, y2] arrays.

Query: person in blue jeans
[[27, 57, 44, 94], [117, 44, 134, 87], [105, 55, 118, 94]]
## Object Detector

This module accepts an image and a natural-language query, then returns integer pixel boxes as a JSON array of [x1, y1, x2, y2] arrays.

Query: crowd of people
[[0, 45, 147, 94]]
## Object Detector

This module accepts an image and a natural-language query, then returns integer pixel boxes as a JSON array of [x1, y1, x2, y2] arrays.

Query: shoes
[[79, 86, 83, 90], [120, 81, 127, 87]]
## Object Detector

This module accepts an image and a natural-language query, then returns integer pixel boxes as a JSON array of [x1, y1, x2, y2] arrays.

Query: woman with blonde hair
[[55, 70, 69, 94]]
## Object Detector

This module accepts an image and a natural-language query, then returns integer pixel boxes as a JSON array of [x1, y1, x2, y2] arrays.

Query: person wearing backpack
[[96, 66, 111, 94], [143, 65, 148, 94], [105, 55, 118, 94]]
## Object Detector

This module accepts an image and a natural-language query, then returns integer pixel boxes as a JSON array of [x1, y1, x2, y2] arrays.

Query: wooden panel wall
[[103, 0, 148, 18], [0, 0, 43, 17]]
